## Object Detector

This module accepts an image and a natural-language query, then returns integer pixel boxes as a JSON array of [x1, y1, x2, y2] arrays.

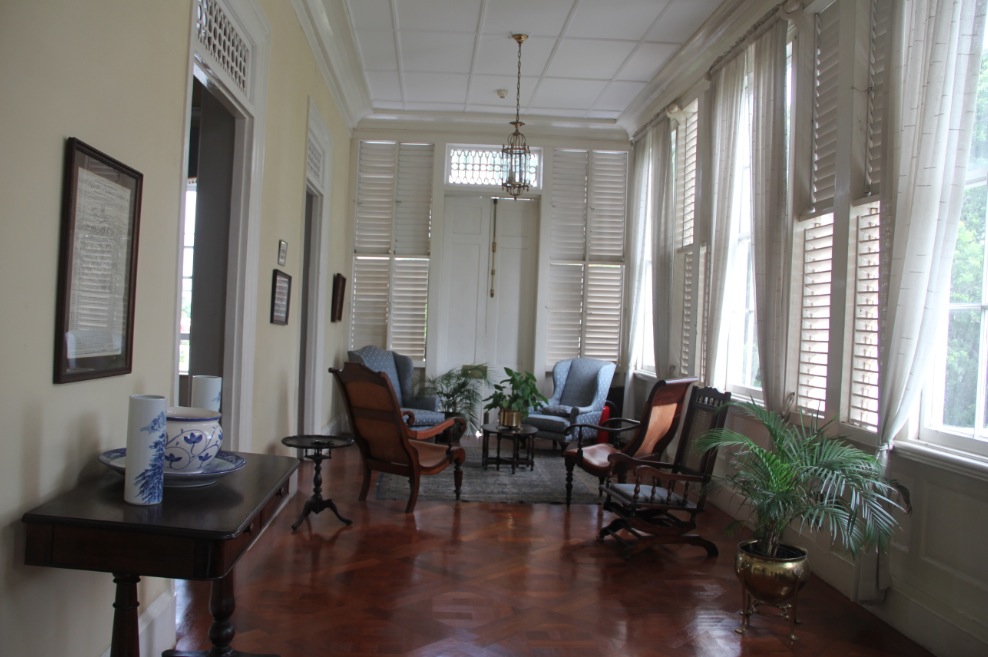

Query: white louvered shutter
[[795, 214, 834, 415], [866, 0, 891, 195], [811, 4, 839, 213], [677, 103, 700, 374], [350, 141, 434, 359], [848, 205, 880, 430], [547, 149, 627, 365]]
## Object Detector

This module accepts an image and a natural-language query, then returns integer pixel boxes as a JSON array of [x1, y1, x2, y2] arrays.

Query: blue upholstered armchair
[[525, 358, 616, 446], [346, 345, 446, 428]]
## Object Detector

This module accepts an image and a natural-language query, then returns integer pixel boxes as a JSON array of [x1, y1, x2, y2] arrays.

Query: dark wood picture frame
[[271, 269, 291, 325], [331, 273, 346, 323], [54, 138, 143, 383]]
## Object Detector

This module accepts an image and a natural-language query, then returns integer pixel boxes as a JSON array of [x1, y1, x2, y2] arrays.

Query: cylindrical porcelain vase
[[123, 394, 167, 505], [190, 375, 222, 412]]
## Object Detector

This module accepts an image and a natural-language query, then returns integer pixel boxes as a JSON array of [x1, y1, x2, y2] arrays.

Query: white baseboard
[[101, 588, 176, 657]]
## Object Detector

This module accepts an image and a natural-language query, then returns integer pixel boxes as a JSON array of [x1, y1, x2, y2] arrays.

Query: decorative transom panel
[[196, 0, 250, 94]]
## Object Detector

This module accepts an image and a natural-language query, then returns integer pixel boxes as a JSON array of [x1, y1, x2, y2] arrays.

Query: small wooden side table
[[481, 423, 538, 474], [281, 434, 354, 530]]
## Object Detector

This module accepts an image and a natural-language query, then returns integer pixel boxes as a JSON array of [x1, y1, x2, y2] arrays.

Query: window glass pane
[[943, 307, 981, 429], [951, 183, 986, 304]]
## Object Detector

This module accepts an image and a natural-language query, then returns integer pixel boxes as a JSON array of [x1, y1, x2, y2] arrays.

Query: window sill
[[893, 439, 988, 483]]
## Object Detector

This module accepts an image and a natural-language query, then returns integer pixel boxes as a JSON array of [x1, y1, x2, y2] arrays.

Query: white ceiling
[[337, 0, 727, 128]]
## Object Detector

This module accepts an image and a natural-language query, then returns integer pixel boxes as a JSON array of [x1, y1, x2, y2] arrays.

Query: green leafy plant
[[483, 367, 548, 414], [422, 364, 491, 433], [696, 401, 910, 559]]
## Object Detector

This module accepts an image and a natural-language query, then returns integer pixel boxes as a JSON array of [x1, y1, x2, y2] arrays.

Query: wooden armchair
[[563, 378, 697, 506], [598, 385, 731, 558], [330, 362, 466, 513]]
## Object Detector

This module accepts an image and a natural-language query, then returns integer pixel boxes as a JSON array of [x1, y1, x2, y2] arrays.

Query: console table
[[22, 452, 298, 657]]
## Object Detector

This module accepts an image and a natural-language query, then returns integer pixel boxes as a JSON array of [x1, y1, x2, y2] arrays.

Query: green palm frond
[[698, 400, 909, 558]]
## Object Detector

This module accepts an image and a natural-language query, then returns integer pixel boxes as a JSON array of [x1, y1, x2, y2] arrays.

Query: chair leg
[[405, 473, 420, 513], [358, 466, 372, 501], [565, 461, 574, 506], [453, 460, 463, 501]]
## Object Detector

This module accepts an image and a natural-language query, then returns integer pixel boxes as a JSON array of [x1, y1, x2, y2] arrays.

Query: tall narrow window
[[350, 141, 434, 362], [179, 180, 196, 375], [676, 101, 701, 376]]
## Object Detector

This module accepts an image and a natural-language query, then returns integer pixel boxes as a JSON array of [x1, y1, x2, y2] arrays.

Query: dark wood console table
[[22, 452, 298, 657]]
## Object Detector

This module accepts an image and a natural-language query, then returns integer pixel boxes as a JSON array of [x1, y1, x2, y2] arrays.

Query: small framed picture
[[270, 269, 291, 325], [277, 239, 287, 266]]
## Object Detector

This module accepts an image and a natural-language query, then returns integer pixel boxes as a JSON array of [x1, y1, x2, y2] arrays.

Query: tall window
[[926, 43, 988, 456], [723, 73, 761, 395], [179, 180, 196, 375], [349, 141, 434, 362], [546, 149, 628, 366], [675, 101, 702, 377]]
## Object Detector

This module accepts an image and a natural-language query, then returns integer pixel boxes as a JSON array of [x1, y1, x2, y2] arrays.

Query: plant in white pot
[[696, 401, 910, 640], [483, 367, 547, 428]]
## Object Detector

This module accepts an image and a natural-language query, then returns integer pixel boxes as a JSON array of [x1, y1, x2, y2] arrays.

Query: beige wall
[[0, 2, 353, 655]]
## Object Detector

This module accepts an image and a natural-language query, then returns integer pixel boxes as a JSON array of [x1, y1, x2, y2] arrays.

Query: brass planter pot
[[735, 539, 810, 641], [498, 409, 523, 428]]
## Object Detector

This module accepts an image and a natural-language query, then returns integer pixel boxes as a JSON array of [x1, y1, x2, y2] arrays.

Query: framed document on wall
[[54, 138, 144, 383]]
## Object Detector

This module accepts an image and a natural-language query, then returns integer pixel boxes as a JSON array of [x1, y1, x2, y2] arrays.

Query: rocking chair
[[563, 377, 696, 506], [598, 385, 731, 558]]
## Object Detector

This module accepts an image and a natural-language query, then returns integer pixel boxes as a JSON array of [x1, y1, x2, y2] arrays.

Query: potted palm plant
[[696, 401, 910, 640], [423, 364, 491, 436], [483, 367, 548, 428]]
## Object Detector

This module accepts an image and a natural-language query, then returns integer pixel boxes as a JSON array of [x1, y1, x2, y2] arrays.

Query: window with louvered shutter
[[350, 141, 434, 360], [811, 3, 839, 213], [547, 149, 627, 365], [795, 214, 834, 416], [847, 204, 880, 430]]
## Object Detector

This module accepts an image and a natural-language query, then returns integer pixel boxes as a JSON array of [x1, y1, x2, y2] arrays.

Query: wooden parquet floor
[[173, 447, 935, 657]]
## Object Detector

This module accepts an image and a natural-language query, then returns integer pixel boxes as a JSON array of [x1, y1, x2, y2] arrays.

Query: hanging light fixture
[[502, 33, 530, 199]]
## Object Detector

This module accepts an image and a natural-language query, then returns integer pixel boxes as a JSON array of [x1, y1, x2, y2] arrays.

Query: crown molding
[[292, 0, 371, 130]]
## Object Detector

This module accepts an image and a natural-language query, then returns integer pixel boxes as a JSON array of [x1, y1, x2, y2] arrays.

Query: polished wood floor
[[173, 447, 934, 657]]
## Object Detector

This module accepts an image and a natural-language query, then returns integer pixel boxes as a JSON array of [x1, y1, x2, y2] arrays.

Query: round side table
[[281, 434, 354, 530]]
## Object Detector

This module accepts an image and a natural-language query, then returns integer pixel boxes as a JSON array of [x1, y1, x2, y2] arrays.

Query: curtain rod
[[631, 0, 795, 144]]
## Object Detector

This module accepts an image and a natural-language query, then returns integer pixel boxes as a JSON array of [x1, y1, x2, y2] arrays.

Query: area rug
[[375, 436, 604, 505]]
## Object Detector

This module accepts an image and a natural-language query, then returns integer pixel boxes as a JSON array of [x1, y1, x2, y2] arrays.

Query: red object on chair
[[596, 402, 614, 443]]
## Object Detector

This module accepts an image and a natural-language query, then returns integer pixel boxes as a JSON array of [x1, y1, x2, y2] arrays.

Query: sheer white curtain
[[878, 0, 986, 452], [704, 55, 746, 390], [624, 118, 671, 409], [750, 21, 791, 413], [622, 126, 656, 411], [649, 120, 676, 379]]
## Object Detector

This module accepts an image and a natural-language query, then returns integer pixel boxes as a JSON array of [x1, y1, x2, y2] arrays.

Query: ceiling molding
[[619, 0, 781, 134], [292, 0, 371, 129], [354, 111, 630, 143]]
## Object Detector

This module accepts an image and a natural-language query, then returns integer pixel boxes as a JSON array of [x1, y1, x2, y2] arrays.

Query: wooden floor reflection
[[173, 447, 934, 657]]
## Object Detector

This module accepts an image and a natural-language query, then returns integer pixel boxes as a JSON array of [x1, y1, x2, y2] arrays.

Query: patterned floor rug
[[375, 436, 604, 505]]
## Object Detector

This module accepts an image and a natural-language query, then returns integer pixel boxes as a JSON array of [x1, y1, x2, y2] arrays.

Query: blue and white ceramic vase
[[190, 375, 222, 412], [123, 394, 167, 505], [165, 406, 223, 473]]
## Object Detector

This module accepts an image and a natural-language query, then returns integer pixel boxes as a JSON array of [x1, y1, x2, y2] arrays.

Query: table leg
[[511, 436, 519, 474], [291, 454, 352, 531], [110, 573, 140, 657], [163, 573, 278, 657], [481, 430, 489, 469]]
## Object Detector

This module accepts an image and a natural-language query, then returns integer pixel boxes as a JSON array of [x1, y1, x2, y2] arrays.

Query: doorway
[[181, 79, 234, 410], [439, 196, 539, 381]]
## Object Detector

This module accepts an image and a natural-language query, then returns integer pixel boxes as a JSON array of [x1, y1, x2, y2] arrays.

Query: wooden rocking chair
[[330, 362, 466, 513], [598, 385, 731, 558]]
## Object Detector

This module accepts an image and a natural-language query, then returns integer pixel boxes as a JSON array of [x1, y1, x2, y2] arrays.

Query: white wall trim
[[302, 98, 334, 433], [184, 0, 270, 451]]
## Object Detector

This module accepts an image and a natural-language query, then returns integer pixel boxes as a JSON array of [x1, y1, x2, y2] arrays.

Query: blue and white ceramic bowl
[[165, 406, 223, 473]]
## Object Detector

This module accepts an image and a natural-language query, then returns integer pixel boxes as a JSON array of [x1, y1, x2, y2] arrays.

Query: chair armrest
[[564, 417, 639, 447], [402, 409, 416, 426], [606, 452, 671, 471], [633, 463, 705, 485]]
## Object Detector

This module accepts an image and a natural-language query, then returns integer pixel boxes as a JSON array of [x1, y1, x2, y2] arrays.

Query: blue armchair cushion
[[347, 345, 442, 427], [527, 358, 616, 443]]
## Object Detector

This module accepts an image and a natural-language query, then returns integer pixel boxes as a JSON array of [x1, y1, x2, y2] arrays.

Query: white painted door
[[439, 196, 538, 382]]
